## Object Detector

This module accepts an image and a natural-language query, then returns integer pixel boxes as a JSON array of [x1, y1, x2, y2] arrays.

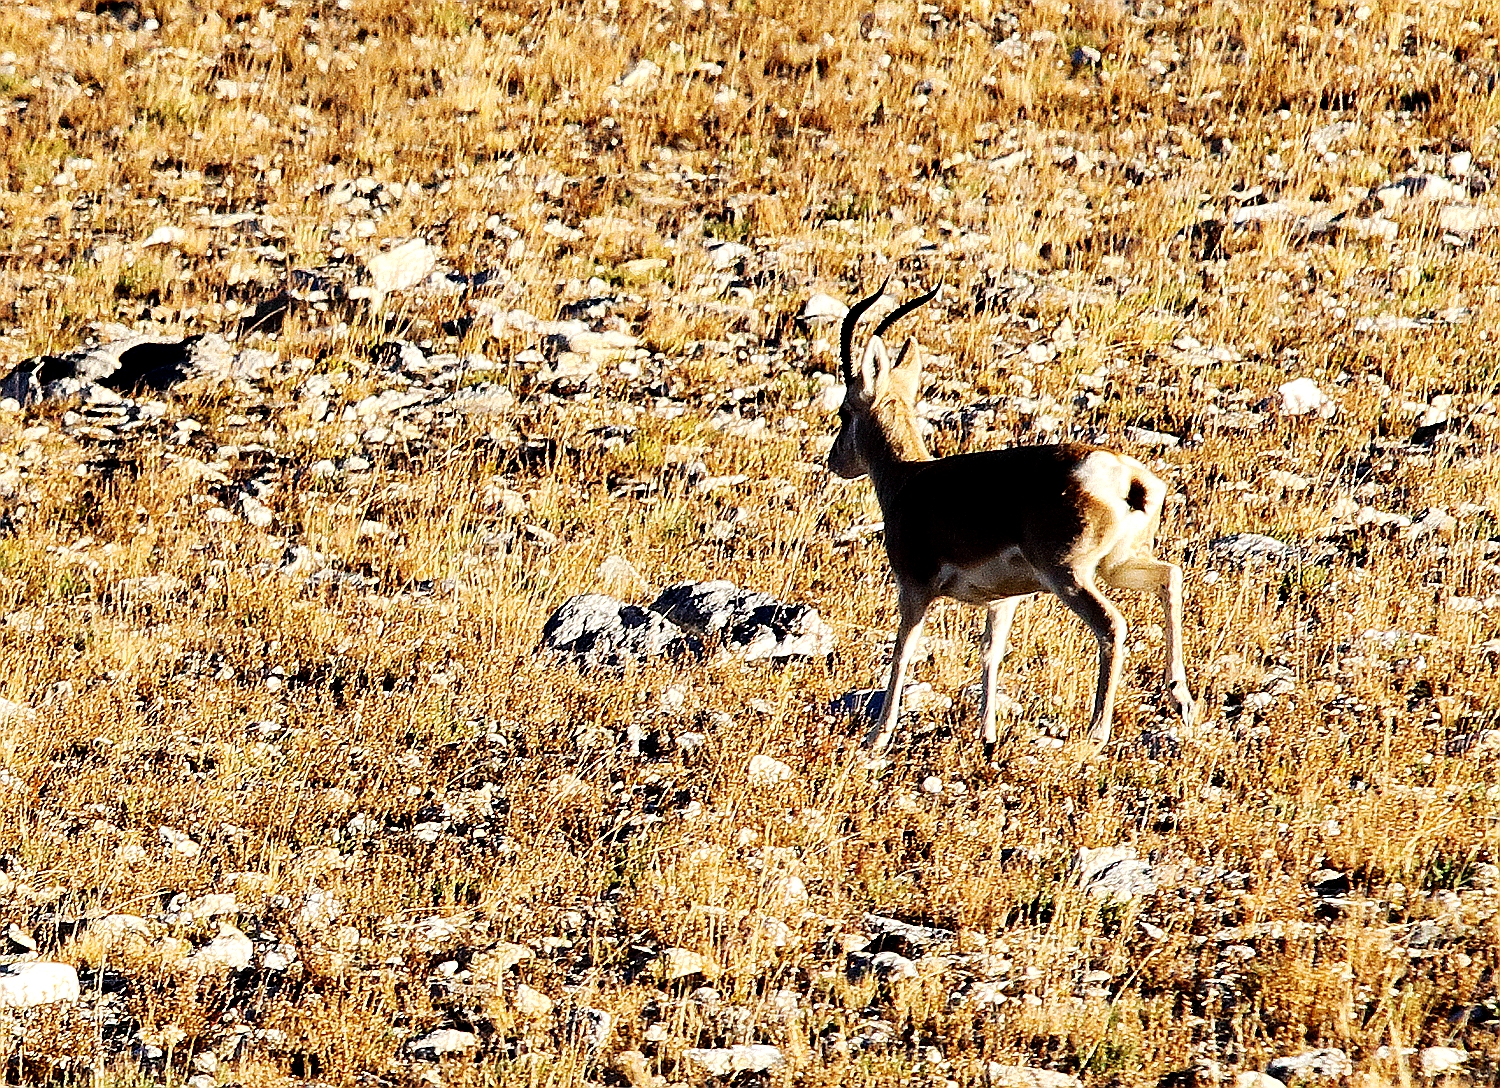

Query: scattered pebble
[[513, 983, 553, 1017], [1234, 1074, 1287, 1088], [657, 947, 708, 980], [158, 826, 201, 856], [1265, 1049, 1352, 1083], [1419, 1048, 1466, 1077], [985, 1065, 1083, 1088], [365, 237, 437, 299], [407, 1027, 478, 1058], [187, 923, 254, 972], [684, 1044, 783, 1076], [746, 754, 793, 787], [1277, 377, 1337, 419], [800, 292, 849, 323]]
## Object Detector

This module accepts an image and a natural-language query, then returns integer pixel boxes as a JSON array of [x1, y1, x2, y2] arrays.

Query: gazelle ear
[[888, 337, 922, 402], [857, 336, 889, 398]]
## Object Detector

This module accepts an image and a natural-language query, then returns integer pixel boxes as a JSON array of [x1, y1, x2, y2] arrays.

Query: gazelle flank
[[828, 285, 1196, 753]]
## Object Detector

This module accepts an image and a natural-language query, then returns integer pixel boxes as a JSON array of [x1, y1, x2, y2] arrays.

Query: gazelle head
[[827, 283, 941, 480]]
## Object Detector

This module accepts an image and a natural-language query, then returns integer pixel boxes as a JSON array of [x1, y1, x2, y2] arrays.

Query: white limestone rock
[[513, 983, 553, 1017], [187, 923, 254, 972], [1420, 1048, 1466, 1077], [747, 754, 793, 787], [1208, 533, 1296, 566], [366, 237, 437, 298], [0, 962, 80, 1008], [657, 947, 707, 980], [618, 59, 661, 93], [800, 292, 849, 324], [1278, 377, 1336, 418]]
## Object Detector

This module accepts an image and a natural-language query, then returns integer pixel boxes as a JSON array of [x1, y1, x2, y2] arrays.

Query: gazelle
[[828, 284, 1195, 753]]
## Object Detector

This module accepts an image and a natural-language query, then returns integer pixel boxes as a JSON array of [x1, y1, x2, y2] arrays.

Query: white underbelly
[[935, 549, 1046, 604]]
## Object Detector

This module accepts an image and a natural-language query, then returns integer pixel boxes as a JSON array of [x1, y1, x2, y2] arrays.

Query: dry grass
[[1, 0, 1499, 1084]]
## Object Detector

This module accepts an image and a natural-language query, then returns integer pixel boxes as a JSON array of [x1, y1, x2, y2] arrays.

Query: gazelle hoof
[[1169, 684, 1197, 729]]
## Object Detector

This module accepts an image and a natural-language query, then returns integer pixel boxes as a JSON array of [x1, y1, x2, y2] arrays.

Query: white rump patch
[[1073, 451, 1130, 506]]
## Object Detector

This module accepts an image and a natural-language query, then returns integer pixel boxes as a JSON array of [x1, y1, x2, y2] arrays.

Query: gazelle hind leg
[[980, 596, 1024, 758], [1045, 571, 1126, 748], [1103, 558, 1195, 728], [865, 588, 932, 751]]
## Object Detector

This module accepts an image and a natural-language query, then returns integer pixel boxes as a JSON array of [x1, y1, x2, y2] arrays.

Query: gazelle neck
[[864, 398, 932, 508]]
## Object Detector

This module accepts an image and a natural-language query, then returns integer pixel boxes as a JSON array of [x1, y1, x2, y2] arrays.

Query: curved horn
[[839, 277, 890, 379], [872, 282, 942, 340]]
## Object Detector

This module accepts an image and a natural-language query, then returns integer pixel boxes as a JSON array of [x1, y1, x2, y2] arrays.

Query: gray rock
[[370, 339, 429, 375], [1208, 533, 1297, 565], [541, 594, 701, 667], [830, 684, 951, 720], [595, 554, 649, 598], [438, 383, 517, 415], [1079, 845, 1158, 901], [1124, 425, 1181, 448], [862, 912, 955, 952], [1235, 1074, 1287, 1088], [848, 948, 918, 980], [86, 913, 150, 949], [0, 332, 271, 405], [182, 893, 239, 921], [1308, 869, 1349, 897], [1265, 1049, 1351, 1083], [4, 922, 36, 952], [649, 580, 835, 660], [407, 1027, 477, 1058], [366, 237, 437, 298], [1309, 120, 1357, 153], [705, 240, 751, 270]]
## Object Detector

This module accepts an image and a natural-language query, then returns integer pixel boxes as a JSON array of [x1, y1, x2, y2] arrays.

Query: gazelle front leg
[[980, 596, 1024, 758], [865, 587, 932, 751]]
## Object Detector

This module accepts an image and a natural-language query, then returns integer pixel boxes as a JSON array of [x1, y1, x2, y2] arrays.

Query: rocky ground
[[1, 0, 1500, 1084]]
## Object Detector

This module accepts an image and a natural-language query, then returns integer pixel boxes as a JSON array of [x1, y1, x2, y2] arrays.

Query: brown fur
[[829, 293, 1195, 753]]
